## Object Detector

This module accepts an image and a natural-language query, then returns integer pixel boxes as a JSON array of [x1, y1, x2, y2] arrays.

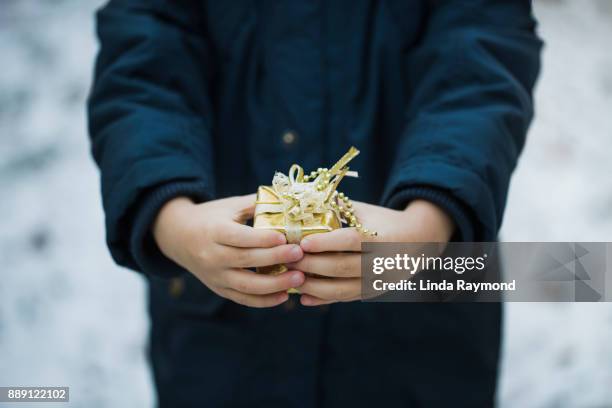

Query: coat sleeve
[[381, 0, 542, 241], [87, 0, 215, 276]]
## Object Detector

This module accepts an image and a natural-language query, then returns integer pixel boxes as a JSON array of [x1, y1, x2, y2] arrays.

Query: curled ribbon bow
[[259, 146, 375, 243]]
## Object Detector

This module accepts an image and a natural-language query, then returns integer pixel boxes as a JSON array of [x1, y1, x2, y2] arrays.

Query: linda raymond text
[[372, 279, 517, 293]]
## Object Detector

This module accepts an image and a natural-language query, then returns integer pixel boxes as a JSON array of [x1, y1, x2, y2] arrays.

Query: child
[[88, 1, 541, 406]]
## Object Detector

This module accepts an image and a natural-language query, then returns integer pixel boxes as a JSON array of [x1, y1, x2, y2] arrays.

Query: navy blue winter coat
[[88, 1, 541, 406]]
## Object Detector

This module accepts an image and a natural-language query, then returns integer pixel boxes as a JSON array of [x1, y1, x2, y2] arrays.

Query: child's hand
[[286, 200, 455, 306], [153, 194, 305, 308]]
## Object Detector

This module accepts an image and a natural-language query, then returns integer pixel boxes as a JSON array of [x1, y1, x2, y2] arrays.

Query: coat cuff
[[385, 186, 475, 242], [130, 181, 212, 278]]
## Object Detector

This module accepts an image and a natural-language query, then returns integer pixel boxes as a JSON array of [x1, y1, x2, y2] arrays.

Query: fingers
[[218, 287, 290, 308], [300, 227, 375, 253], [287, 253, 360, 278], [297, 276, 361, 302], [219, 269, 305, 295], [228, 193, 257, 210], [220, 244, 303, 268], [231, 194, 258, 223], [213, 222, 286, 248]]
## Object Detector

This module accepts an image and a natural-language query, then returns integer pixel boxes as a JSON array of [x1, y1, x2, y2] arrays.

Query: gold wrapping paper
[[254, 185, 341, 277], [253, 147, 370, 292]]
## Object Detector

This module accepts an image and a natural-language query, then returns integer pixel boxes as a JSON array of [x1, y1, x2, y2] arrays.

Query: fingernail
[[300, 238, 311, 252], [290, 245, 302, 260], [276, 234, 287, 245], [290, 272, 304, 287]]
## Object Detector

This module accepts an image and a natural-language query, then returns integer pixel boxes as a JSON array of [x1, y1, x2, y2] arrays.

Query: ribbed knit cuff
[[385, 186, 475, 242], [130, 181, 213, 278]]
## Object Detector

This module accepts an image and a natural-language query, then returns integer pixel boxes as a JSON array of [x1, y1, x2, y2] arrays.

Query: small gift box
[[253, 147, 374, 286]]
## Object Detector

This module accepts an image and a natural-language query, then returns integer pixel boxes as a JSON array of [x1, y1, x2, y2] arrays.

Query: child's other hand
[[286, 200, 455, 306], [153, 195, 305, 308]]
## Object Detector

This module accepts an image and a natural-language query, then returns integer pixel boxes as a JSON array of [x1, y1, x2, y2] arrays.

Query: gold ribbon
[[255, 146, 374, 243]]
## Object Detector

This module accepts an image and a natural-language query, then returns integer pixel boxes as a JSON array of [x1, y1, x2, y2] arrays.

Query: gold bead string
[[304, 167, 377, 237]]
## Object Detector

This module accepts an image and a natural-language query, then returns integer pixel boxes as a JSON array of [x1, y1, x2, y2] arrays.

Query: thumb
[[231, 193, 257, 223]]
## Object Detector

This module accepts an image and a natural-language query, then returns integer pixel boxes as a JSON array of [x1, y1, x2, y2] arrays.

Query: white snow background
[[1, 1, 611, 407]]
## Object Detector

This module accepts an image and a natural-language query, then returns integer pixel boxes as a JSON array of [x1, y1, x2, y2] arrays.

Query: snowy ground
[[1, 1, 611, 407]]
